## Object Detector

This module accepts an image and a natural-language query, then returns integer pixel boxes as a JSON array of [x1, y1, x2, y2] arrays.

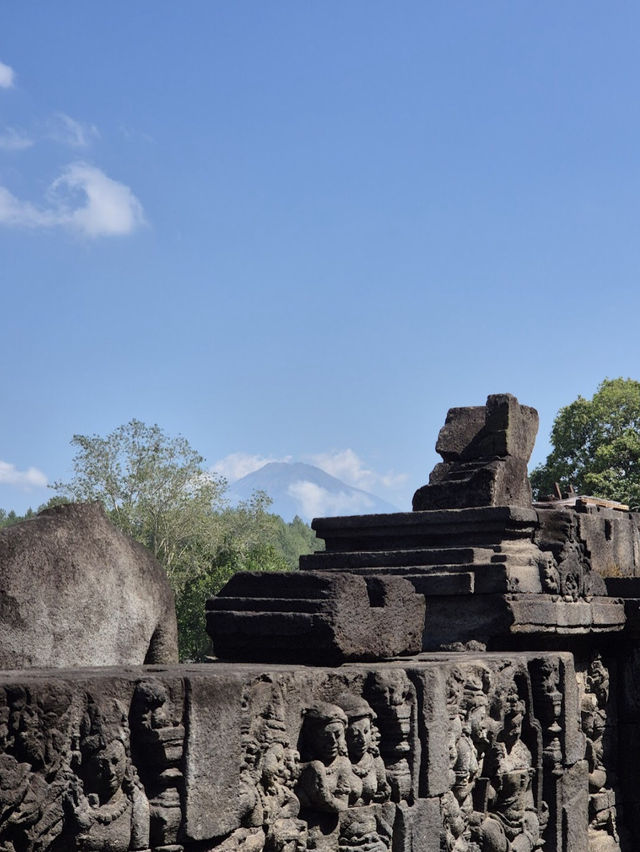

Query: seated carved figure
[[296, 704, 354, 815], [338, 810, 391, 852], [336, 695, 390, 807], [70, 698, 150, 852], [366, 671, 414, 803], [475, 691, 540, 852], [261, 742, 307, 852]]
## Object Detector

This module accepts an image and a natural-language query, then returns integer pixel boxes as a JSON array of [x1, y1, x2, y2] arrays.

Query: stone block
[[393, 798, 441, 852], [183, 673, 246, 841], [561, 760, 589, 852], [206, 571, 425, 664], [407, 667, 449, 797]]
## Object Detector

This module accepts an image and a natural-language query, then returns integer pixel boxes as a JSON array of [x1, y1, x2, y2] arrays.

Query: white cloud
[[211, 452, 292, 483], [0, 461, 47, 490], [288, 480, 374, 520], [0, 162, 146, 237], [0, 61, 15, 89], [308, 449, 408, 493], [48, 112, 99, 148], [0, 127, 34, 151]]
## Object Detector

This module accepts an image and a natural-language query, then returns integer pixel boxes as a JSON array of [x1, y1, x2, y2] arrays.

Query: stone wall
[[0, 654, 590, 851]]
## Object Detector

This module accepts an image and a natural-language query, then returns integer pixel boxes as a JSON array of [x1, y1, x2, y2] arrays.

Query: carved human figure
[[442, 672, 491, 852], [476, 689, 540, 852], [338, 810, 391, 852], [1, 685, 75, 852], [336, 695, 390, 807], [537, 552, 559, 597], [261, 741, 306, 852], [69, 698, 150, 852], [581, 656, 619, 849], [0, 690, 43, 851], [129, 680, 184, 848], [296, 703, 353, 814], [366, 671, 414, 802], [531, 660, 563, 775]]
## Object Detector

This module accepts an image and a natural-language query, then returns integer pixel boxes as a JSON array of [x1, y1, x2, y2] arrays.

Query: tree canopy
[[530, 378, 640, 509], [46, 419, 320, 660]]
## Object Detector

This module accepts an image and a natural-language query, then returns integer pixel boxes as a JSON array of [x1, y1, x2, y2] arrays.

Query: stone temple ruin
[[3, 393, 640, 850]]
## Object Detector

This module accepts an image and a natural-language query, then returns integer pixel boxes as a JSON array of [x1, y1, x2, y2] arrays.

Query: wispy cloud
[[47, 112, 99, 148], [0, 162, 146, 237], [287, 480, 375, 520], [211, 452, 292, 483], [0, 127, 33, 151], [0, 461, 47, 490], [0, 61, 15, 89], [307, 449, 407, 492]]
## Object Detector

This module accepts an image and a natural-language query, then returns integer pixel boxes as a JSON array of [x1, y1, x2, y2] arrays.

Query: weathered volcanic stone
[[0, 502, 178, 668], [206, 571, 425, 664], [413, 393, 539, 510]]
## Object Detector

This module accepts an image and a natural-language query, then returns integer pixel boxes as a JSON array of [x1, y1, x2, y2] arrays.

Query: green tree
[[530, 378, 640, 508], [52, 419, 228, 586], [50, 420, 312, 661], [274, 514, 321, 570]]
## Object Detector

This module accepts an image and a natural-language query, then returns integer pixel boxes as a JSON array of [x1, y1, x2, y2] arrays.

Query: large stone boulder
[[0, 502, 178, 668]]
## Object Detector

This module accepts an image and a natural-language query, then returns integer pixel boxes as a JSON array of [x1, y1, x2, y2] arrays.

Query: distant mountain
[[227, 462, 399, 523]]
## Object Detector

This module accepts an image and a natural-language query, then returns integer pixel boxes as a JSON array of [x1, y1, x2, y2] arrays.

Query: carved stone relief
[[0, 658, 576, 851], [580, 655, 620, 852], [437, 663, 547, 852]]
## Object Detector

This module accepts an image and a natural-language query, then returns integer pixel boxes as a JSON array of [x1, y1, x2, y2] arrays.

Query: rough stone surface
[[412, 393, 539, 510], [0, 654, 579, 851], [0, 502, 178, 668], [206, 571, 425, 664]]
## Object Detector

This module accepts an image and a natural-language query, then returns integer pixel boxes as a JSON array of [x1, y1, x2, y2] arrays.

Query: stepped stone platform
[[300, 505, 625, 648]]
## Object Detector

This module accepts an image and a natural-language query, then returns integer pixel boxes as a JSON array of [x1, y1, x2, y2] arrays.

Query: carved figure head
[[340, 811, 389, 852], [6, 684, 72, 771], [538, 552, 560, 594], [337, 693, 378, 762], [79, 697, 131, 805], [131, 679, 170, 731], [300, 702, 347, 764], [369, 670, 411, 708], [262, 741, 286, 791], [502, 688, 526, 745], [587, 655, 609, 708], [283, 747, 300, 785]]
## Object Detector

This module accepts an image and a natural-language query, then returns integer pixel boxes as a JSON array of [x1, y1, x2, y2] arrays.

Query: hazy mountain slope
[[227, 462, 399, 522]]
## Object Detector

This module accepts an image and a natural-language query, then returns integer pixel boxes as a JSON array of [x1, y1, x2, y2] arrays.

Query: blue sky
[[2, 2, 640, 516]]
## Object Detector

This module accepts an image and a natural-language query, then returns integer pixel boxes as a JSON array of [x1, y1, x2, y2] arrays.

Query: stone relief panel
[[421, 661, 548, 852], [534, 511, 608, 601], [0, 658, 579, 852], [579, 655, 620, 852], [129, 678, 186, 850], [0, 682, 74, 851]]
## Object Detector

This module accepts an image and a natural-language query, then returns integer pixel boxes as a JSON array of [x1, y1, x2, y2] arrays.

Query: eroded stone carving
[[70, 696, 151, 851], [365, 672, 416, 804], [439, 664, 548, 852], [335, 695, 390, 809], [130, 679, 185, 849], [581, 655, 619, 852], [0, 684, 74, 851], [479, 684, 543, 851]]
